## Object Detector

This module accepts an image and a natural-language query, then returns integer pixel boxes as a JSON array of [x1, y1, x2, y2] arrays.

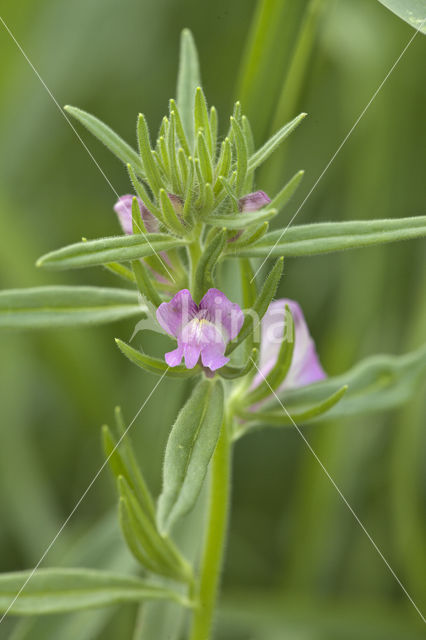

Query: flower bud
[[238, 190, 271, 212]]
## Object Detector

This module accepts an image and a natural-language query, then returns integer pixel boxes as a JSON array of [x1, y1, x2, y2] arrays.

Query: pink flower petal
[[201, 344, 229, 371], [183, 344, 202, 369], [165, 345, 184, 367], [156, 289, 197, 338], [253, 299, 326, 391], [199, 289, 244, 341]]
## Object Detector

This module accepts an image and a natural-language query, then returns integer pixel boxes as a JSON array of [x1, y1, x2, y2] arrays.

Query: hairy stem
[[187, 226, 203, 294], [189, 417, 232, 640]]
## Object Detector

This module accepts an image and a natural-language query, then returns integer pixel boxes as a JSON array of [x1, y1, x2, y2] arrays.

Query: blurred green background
[[0, 0, 425, 638]]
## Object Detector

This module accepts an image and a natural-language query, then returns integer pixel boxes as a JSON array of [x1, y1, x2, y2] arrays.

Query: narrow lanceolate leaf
[[230, 222, 269, 249], [270, 344, 426, 420], [239, 258, 258, 359], [193, 230, 226, 303], [36, 234, 186, 270], [0, 568, 190, 615], [127, 163, 161, 220], [176, 29, 201, 147], [132, 259, 163, 308], [102, 423, 156, 523], [226, 257, 284, 355], [137, 114, 164, 195], [269, 170, 304, 212], [64, 106, 144, 178], [113, 407, 157, 521], [245, 305, 295, 405], [157, 379, 224, 534], [169, 99, 190, 156], [207, 207, 278, 230], [194, 87, 212, 152], [236, 386, 348, 436], [248, 113, 306, 171], [377, 0, 426, 34], [115, 338, 201, 378], [210, 106, 218, 156], [118, 479, 192, 582], [159, 189, 184, 235], [214, 137, 232, 193], [0, 286, 145, 329], [230, 116, 248, 196], [233, 216, 426, 258], [196, 131, 213, 184]]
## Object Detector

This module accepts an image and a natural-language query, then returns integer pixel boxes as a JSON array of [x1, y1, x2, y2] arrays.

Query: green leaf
[[232, 216, 426, 258], [113, 407, 157, 519], [167, 112, 179, 192], [194, 87, 212, 153], [0, 286, 145, 329], [127, 163, 161, 220], [115, 338, 201, 378], [226, 257, 284, 355], [245, 305, 295, 405], [193, 230, 226, 303], [238, 386, 348, 432], [176, 29, 201, 147], [64, 106, 144, 177], [169, 99, 190, 156], [208, 207, 278, 230], [248, 113, 306, 172], [230, 116, 248, 196], [137, 114, 164, 195], [269, 170, 304, 212], [157, 379, 224, 534], [214, 137, 232, 193], [102, 421, 156, 524], [217, 175, 239, 212], [132, 259, 163, 308], [118, 479, 192, 582], [377, 0, 426, 34], [229, 222, 269, 249], [159, 189, 184, 235], [196, 131, 214, 184], [118, 496, 165, 575], [210, 106, 218, 157], [0, 568, 189, 615], [270, 344, 426, 420], [36, 234, 186, 270]]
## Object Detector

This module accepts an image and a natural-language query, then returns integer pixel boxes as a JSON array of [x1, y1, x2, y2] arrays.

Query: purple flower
[[156, 288, 244, 372], [114, 195, 159, 234], [238, 190, 271, 213], [252, 299, 326, 391]]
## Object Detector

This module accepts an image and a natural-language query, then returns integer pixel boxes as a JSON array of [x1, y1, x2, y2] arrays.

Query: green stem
[[187, 224, 203, 293], [189, 417, 232, 640]]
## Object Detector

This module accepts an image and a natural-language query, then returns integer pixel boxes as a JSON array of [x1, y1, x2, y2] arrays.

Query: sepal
[[115, 339, 201, 378]]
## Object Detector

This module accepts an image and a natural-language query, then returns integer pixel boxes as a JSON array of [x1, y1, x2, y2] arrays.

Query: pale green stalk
[[189, 417, 232, 640]]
